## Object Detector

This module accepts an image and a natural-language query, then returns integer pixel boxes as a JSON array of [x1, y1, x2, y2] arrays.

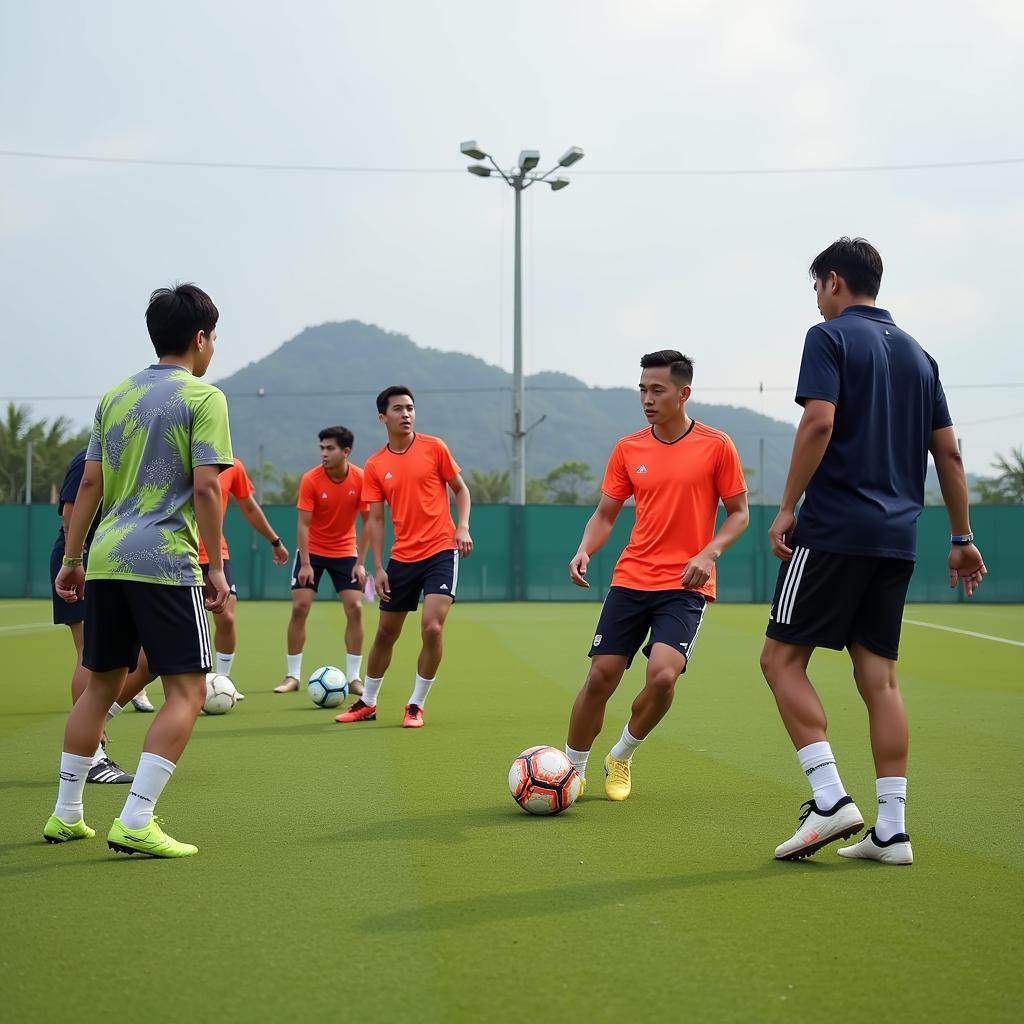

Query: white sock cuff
[[876, 776, 907, 798], [139, 751, 176, 776], [106, 703, 123, 721], [797, 741, 835, 771], [60, 751, 94, 773]]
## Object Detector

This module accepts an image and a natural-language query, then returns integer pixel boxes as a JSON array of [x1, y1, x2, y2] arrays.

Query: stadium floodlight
[[518, 150, 540, 173], [459, 136, 582, 524]]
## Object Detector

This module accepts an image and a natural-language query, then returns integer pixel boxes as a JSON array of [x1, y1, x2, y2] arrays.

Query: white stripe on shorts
[[778, 546, 810, 625], [684, 598, 708, 661], [190, 586, 212, 668], [450, 550, 460, 599]]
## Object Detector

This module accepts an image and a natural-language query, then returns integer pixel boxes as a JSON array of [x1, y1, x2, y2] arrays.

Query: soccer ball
[[508, 745, 582, 815], [203, 673, 237, 715], [307, 665, 349, 708]]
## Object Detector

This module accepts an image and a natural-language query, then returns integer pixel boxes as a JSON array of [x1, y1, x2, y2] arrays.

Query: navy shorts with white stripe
[[83, 579, 213, 676], [765, 547, 915, 660]]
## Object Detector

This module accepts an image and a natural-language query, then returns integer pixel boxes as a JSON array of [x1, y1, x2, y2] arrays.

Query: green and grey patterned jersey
[[85, 364, 233, 586]]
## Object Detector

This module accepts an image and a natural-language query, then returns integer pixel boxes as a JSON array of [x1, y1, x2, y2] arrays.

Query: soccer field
[[2, 600, 1021, 1023]]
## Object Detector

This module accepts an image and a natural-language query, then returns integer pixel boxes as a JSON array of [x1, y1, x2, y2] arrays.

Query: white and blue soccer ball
[[203, 673, 238, 715], [307, 665, 349, 708]]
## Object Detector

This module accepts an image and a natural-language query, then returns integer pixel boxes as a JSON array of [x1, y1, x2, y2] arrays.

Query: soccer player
[[336, 386, 473, 728], [45, 283, 233, 858], [761, 238, 987, 866], [198, 456, 290, 696], [564, 351, 749, 799], [50, 447, 134, 784], [274, 427, 369, 695]]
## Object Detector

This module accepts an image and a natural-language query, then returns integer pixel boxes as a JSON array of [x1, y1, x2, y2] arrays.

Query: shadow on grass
[[0, 778, 55, 791], [361, 862, 793, 933], [316, 805, 532, 847]]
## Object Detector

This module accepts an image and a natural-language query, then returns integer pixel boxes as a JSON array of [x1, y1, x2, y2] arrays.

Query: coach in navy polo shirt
[[759, 237, 987, 867]]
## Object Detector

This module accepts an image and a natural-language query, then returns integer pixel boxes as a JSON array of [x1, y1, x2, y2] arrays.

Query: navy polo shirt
[[792, 305, 952, 561], [54, 448, 100, 550]]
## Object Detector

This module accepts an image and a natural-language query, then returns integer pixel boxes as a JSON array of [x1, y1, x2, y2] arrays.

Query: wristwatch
[[950, 533, 974, 546]]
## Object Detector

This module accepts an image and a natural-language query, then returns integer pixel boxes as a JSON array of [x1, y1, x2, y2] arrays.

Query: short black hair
[[376, 385, 415, 415], [639, 350, 694, 387], [145, 283, 219, 357], [809, 237, 883, 299], [318, 426, 354, 450]]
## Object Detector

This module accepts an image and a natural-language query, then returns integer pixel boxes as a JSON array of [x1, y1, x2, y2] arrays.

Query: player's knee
[[291, 601, 311, 622], [583, 666, 617, 699], [421, 618, 444, 644], [759, 646, 780, 685], [646, 666, 678, 697], [376, 621, 402, 645]]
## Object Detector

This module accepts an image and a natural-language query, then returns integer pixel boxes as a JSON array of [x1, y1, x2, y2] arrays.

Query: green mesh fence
[[6, 503, 1022, 603]]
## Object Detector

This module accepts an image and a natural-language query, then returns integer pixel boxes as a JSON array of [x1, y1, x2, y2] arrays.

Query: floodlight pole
[[460, 141, 582, 506], [511, 174, 525, 506]]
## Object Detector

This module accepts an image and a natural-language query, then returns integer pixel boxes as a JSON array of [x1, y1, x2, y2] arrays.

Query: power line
[[2, 148, 1022, 177], [3, 382, 1022, 402]]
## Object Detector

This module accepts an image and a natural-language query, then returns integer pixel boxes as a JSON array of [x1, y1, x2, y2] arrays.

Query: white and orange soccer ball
[[508, 745, 582, 815]]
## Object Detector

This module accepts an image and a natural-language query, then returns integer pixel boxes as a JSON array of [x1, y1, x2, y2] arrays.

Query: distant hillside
[[215, 321, 797, 500]]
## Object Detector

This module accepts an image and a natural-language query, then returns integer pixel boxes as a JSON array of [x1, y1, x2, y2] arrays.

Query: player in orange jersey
[[564, 350, 749, 801], [275, 427, 370, 695], [336, 386, 472, 729], [194, 456, 289, 697]]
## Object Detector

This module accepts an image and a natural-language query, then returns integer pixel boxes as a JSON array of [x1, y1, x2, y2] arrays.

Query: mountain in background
[[215, 320, 798, 500]]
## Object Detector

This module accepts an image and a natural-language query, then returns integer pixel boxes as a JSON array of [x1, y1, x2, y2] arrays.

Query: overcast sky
[[1, 1, 1021, 475]]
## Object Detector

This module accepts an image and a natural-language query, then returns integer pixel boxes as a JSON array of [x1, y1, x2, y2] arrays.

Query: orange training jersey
[[362, 434, 461, 564], [601, 422, 747, 600], [198, 457, 255, 564], [297, 464, 368, 559]]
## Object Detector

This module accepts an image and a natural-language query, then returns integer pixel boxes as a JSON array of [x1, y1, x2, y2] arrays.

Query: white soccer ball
[[203, 673, 237, 715], [508, 745, 582, 815], [307, 665, 349, 708]]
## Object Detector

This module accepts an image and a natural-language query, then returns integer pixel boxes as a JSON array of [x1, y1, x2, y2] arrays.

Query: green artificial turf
[[1, 600, 1021, 1023]]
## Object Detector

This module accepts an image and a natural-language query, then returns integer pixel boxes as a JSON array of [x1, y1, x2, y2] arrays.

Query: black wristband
[[271, 537, 283, 548], [951, 532, 974, 546]]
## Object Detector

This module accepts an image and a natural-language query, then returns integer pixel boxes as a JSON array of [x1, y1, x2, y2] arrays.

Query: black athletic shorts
[[291, 552, 361, 593], [380, 549, 458, 613], [765, 546, 915, 660], [51, 540, 86, 626], [83, 579, 212, 676], [588, 587, 708, 670], [200, 559, 237, 596]]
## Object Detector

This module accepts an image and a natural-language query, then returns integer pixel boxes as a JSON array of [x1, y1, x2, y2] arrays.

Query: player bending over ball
[[565, 351, 748, 799], [761, 237, 987, 866], [46, 283, 233, 858], [336, 386, 472, 729], [275, 426, 369, 696]]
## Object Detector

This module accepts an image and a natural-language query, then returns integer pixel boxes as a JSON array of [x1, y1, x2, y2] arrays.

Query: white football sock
[[286, 653, 302, 680], [797, 741, 848, 811], [106, 703, 123, 721], [610, 725, 643, 762], [345, 652, 363, 682], [54, 751, 93, 823], [361, 675, 383, 707], [408, 674, 435, 708], [91, 743, 105, 767], [119, 752, 175, 830], [874, 776, 907, 841], [216, 651, 235, 676], [565, 745, 590, 780]]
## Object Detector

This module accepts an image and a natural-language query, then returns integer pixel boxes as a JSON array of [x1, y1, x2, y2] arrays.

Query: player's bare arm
[[769, 398, 835, 560], [367, 501, 390, 599], [681, 491, 749, 590], [352, 511, 371, 585], [295, 509, 315, 586], [569, 494, 624, 588], [448, 473, 473, 557], [929, 425, 987, 596], [55, 459, 103, 603], [194, 465, 229, 613], [238, 494, 289, 565]]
